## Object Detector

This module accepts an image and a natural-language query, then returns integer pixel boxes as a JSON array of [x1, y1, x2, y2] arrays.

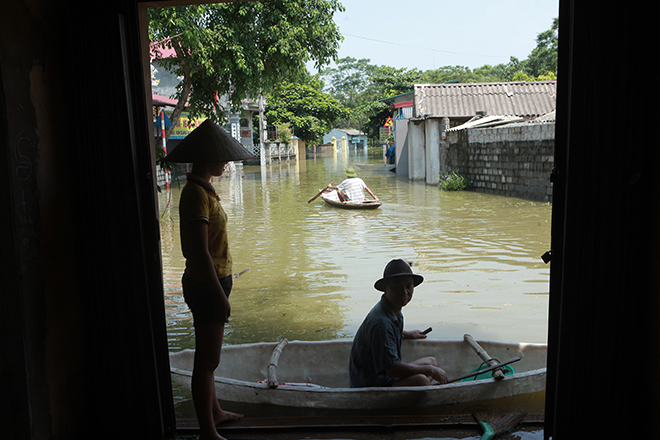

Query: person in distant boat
[[165, 120, 253, 440], [349, 259, 448, 388], [326, 168, 379, 202]]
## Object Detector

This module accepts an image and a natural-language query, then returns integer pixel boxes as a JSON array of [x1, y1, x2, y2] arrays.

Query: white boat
[[355, 163, 395, 172], [169, 338, 547, 410]]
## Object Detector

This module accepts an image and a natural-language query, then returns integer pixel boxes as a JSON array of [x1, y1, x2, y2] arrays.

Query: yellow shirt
[[179, 175, 232, 281]]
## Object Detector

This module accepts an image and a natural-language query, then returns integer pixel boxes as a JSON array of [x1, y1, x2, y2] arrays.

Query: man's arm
[[365, 186, 379, 201]]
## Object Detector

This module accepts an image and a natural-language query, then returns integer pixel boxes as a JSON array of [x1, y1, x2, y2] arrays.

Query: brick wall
[[443, 122, 555, 202]]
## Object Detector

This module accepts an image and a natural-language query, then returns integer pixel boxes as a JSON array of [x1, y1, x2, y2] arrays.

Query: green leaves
[[439, 170, 472, 191], [264, 78, 346, 144], [149, 1, 343, 124]]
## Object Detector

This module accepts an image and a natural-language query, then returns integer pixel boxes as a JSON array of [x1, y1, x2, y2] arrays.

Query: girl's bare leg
[[192, 321, 243, 440]]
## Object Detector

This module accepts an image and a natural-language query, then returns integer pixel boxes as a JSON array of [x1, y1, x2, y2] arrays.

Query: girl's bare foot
[[214, 408, 243, 427]]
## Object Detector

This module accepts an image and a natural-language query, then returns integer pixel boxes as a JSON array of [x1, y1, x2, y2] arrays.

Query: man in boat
[[326, 168, 379, 202], [349, 259, 448, 387]]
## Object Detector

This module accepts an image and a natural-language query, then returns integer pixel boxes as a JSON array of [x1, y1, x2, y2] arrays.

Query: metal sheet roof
[[414, 81, 557, 119]]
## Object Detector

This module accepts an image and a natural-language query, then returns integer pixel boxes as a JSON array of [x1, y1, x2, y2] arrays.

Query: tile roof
[[152, 93, 178, 107], [414, 81, 557, 119]]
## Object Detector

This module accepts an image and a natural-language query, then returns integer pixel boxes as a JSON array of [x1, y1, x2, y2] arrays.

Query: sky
[[309, 0, 559, 72]]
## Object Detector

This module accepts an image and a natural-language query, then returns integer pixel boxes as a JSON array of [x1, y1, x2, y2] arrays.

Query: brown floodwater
[[159, 149, 551, 407]]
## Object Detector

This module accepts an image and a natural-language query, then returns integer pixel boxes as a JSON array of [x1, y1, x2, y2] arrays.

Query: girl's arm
[[186, 218, 231, 320]]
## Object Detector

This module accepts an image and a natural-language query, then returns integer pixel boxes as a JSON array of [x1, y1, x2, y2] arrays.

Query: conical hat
[[164, 119, 254, 163]]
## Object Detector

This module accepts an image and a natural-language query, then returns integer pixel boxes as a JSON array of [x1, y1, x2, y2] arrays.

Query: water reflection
[[160, 151, 551, 359]]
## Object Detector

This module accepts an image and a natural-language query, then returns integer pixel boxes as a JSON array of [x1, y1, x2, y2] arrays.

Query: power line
[[342, 33, 509, 59]]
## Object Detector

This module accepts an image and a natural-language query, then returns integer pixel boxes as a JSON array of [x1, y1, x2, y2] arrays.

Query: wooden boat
[[169, 338, 547, 410], [321, 193, 382, 210], [355, 163, 395, 172]]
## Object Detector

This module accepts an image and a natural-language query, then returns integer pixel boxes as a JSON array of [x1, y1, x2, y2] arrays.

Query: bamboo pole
[[464, 334, 506, 380], [267, 339, 289, 388]]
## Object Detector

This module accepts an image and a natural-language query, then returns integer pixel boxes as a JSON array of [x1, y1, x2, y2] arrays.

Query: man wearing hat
[[326, 168, 379, 202], [165, 119, 253, 440], [349, 259, 448, 388]]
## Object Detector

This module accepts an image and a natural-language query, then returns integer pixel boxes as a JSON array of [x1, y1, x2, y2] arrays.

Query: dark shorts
[[182, 273, 232, 328], [372, 374, 396, 387]]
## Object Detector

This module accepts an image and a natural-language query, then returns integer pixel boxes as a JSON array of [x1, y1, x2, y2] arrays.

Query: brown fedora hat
[[164, 119, 254, 163], [374, 259, 424, 292]]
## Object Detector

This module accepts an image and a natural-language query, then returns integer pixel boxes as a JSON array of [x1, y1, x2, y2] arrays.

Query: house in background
[[414, 81, 557, 126], [381, 81, 557, 180], [380, 91, 414, 175], [323, 128, 368, 152]]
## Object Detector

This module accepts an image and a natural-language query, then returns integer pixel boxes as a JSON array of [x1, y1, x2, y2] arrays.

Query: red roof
[[150, 41, 176, 60], [152, 94, 178, 107]]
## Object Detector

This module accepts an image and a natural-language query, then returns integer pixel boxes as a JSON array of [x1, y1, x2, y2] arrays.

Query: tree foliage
[[310, 18, 559, 143], [523, 17, 559, 78], [148, 0, 344, 135], [263, 76, 347, 144]]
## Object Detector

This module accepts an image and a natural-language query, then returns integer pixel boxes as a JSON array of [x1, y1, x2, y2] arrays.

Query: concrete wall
[[443, 122, 555, 202], [394, 118, 409, 177], [407, 119, 426, 180], [424, 118, 441, 185]]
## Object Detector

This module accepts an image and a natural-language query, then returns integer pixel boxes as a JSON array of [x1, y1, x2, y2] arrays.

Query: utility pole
[[258, 94, 267, 166]]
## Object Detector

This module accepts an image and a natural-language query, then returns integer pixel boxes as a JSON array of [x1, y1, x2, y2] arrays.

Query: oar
[[232, 268, 250, 280], [447, 356, 521, 383], [308, 188, 326, 203], [464, 334, 506, 380]]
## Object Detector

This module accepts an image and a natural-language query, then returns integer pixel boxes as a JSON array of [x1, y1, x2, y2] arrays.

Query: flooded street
[[159, 150, 551, 410]]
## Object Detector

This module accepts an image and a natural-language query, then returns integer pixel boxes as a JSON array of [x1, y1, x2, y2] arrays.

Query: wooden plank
[[176, 413, 544, 432]]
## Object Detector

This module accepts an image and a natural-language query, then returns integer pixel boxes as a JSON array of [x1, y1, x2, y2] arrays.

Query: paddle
[[464, 334, 506, 380], [308, 188, 326, 203], [232, 268, 250, 280]]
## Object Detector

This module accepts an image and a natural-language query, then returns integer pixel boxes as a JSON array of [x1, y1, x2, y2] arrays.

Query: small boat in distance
[[321, 193, 382, 210], [355, 163, 395, 172], [169, 338, 547, 411]]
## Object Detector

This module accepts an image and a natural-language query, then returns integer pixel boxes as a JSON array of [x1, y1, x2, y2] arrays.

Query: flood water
[[159, 149, 551, 406]]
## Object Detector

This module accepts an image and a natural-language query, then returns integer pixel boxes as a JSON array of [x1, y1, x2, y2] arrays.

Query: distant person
[[165, 119, 253, 440], [326, 168, 379, 202], [349, 259, 448, 388], [386, 144, 395, 164]]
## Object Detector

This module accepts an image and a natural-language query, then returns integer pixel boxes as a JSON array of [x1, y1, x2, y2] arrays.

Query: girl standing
[[165, 120, 253, 440]]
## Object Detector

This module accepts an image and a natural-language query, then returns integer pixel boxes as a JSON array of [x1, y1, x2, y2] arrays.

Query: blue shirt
[[349, 295, 403, 387]]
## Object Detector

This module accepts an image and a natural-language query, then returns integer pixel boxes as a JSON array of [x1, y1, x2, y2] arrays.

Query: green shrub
[[439, 170, 471, 191]]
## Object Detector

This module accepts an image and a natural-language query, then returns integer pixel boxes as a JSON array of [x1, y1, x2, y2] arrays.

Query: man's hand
[[428, 365, 449, 384], [403, 329, 428, 340]]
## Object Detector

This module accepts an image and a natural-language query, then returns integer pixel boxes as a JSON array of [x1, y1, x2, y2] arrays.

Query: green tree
[[264, 79, 347, 144], [320, 58, 423, 135], [319, 57, 375, 107], [149, 1, 344, 138], [361, 65, 422, 140], [524, 17, 558, 78], [370, 65, 423, 98]]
